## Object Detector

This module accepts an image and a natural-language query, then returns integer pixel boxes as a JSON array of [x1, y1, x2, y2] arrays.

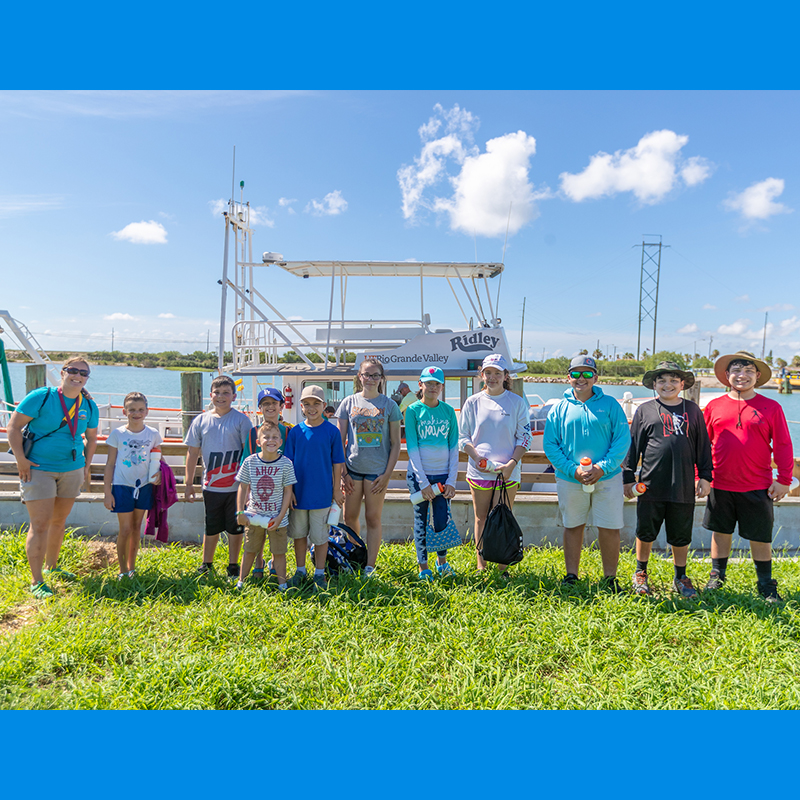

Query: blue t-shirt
[[284, 419, 345, 510], [16, 387, 99, 472]]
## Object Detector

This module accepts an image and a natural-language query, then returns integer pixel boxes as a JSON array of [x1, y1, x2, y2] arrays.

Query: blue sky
[[1, 89, 798, 363]]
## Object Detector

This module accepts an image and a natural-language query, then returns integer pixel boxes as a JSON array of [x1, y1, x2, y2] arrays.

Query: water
[[4, 363, 800, 451]]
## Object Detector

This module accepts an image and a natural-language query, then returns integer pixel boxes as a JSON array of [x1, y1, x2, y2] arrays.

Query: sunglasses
[[63, 367, 90, 377], [569, 370, 595, 380], [360, 373, 382, 380]]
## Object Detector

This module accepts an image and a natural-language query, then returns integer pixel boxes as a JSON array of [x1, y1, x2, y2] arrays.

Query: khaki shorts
[[243, 524, 288, 555], [20, 468, 84, 503], [556, 472, 624, 529], [288, 508, 329, 546]]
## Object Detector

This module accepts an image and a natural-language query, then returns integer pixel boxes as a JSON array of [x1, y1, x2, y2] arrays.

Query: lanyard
[[57, 389, 82, 459]]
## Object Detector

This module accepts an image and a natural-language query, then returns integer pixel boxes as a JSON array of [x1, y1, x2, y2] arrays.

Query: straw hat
[[713, 350, 772, 388], [642, 361, 695, 390]]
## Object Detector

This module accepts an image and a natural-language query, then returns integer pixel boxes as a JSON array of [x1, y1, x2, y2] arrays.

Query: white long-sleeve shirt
[[458, 390, 532, 482]]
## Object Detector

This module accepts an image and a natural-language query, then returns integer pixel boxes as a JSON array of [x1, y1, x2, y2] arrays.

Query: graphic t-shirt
[[404, 400, 459, 487], [184, 409, 254, 493], [16, 387, 99, 472], [107, 425, 163, 490], [236, 453, 297, 528], [284, 420, 346, 510], [335, 393, 402, 475], [621, 399, 712, 503]]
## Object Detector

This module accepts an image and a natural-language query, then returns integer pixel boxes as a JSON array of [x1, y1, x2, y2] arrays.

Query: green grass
[[1, 528, 799, 709]]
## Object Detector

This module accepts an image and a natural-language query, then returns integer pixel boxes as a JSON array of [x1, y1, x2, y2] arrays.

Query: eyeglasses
[[569, 371, 595, 380], [64, 367, 90, 377], [360, 373, 382, 381]]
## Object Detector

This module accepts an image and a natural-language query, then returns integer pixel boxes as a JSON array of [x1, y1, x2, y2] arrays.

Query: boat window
[[302, 381, 348, 407]]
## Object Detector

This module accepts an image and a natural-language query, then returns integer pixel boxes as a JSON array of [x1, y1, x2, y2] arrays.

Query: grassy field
[[1, 527, 799, 710]]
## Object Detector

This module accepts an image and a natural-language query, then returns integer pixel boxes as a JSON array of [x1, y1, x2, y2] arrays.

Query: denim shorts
[[347, 469, 380, 482]]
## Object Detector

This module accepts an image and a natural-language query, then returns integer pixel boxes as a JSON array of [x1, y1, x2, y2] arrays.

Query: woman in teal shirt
[[8, 357, 99, 598]]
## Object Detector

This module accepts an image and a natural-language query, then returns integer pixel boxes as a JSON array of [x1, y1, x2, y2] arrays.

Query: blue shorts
[[112, 483, 154, 513], [347, 469, 381, 482]]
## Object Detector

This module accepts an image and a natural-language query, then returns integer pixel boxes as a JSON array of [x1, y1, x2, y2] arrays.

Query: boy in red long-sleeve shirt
[[703, 351, 793, 602]]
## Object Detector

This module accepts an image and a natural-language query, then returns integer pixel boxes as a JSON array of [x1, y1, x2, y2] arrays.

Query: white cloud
[[587, 312, 602, 318], [279, 197, 296, 207], [559, 129, 713, 204], [760, 303, 794, 312], [398, 104, 548, 237], [778, 316, 800, 337], [158, 313, 176, 319], [724, 177, 792, 221], [702, 303, 717, 310], [717, 318, 750, 336], [104, 313, 135, 321], [678, 323, 698, 334], [110, 220, 167, 245], [305, 190, 348, 216], [735, 294, 750, 303]]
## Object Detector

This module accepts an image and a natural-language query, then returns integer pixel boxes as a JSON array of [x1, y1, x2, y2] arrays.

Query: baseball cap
[[481, 354, 509, 372], [568, 355, 597, 373], [300, 385, 326, 402], [419, 366, 445, 383], [257, 387, 284, 405]]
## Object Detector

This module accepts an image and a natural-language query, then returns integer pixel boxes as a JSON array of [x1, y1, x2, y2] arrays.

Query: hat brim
[[713, 353, 772, 388], [642, 369, 695, 390]]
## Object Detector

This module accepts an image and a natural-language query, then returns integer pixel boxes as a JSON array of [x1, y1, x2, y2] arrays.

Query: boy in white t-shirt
[[103, 392, 163, 580], [236, 420, 297, 590]]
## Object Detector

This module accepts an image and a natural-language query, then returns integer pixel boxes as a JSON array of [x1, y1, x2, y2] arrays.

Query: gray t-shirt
[[335, 392, 402, 476], [184, 408, 254, 493]]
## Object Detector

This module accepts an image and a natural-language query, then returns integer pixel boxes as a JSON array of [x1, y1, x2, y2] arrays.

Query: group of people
[[6, 348, 795, 603]]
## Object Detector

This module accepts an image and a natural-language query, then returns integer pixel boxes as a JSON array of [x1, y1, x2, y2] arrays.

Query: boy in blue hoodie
[[543, 355, 630, 591]]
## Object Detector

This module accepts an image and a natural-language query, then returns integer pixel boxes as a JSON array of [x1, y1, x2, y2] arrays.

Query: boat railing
[[231, 318, 427, 371]]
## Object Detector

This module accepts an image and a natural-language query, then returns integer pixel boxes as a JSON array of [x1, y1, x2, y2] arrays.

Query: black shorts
[[702, 487, 774, 543], [202, 490, 244, 537], [636, 500, 695, 547]]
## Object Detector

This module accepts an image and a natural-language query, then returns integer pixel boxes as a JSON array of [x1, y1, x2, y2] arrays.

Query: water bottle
[[626, 482, 647, 500], [240, 510, 277, 529], [580, 457, 595, 493], [147, 449, 161, 483], [409, 482, 444, 505], [326, 503, 342, 526], [477, 458, 499, 473]]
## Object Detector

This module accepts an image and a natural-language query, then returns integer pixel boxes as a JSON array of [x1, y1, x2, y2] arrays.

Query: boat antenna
[[496, 201, 512, 320], [231, 146, 236, 207]]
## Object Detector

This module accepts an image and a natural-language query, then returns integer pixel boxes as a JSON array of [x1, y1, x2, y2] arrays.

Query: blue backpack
[[311, 522, 368, 576]]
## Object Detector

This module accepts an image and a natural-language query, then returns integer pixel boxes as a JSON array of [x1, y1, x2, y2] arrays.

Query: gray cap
[[569, 355, 597, 373]]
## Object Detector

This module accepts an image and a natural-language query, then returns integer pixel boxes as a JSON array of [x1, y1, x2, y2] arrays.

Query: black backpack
[[311, 522, 368, 576], [478, 476, 524, 566]]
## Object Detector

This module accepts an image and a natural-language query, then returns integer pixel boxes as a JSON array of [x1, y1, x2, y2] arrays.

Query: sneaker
[[436, 562, 456, 577], [226, 563, 240, 580], [287, 570, 308, 589], [44, 565, 77, 582], [632, 570, 652, 596], [267, 559, 277, 576], [251, 568, 264, 580], [601, 576, 624, 594], [363, 566, 376, 579], [117, 572, 126, 582], [30, 581, 54, 599], [757, 578, 783, 603], [418, 569, 434, 581], [704, 569, 725, 591], [278, 583, 288, 593], [195, 563, 214, 576], [126, 569, 135, 579], [673, 575, 699, 600], [313, 573, 328, 591], [235, 580, 245, 590], [561, 573, 578, 586]]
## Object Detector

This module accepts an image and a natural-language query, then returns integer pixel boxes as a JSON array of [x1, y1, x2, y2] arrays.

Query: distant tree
[[711, 349, 719, 360], [766, 349, 774, 366], [579, 348, 588, 355], [693, 356, 713, 369], [792, 355, 800, 368], [623, 352, 635, 360], [643, 351, 688, 370], [592, 349, 603, 360], [776, 358, 788, 368]]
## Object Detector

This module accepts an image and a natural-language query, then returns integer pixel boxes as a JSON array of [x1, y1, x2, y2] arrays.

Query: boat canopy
[[244, 260, 504, 280]]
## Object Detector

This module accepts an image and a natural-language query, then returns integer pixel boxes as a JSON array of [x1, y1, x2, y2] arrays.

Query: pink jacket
[[145, 460, 178, 543]]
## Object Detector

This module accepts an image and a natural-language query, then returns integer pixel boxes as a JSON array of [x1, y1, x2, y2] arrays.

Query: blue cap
[[569, 355, 597, 373], [257, 387, 284, 405], [419, 365, 445, 383]]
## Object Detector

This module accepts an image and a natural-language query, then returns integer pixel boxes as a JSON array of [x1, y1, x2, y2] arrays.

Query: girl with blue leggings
[[404, 366, 460, 579]]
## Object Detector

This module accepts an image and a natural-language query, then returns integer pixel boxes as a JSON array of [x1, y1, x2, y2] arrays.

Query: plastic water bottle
[[326, 503, 342, 526], [409, 482, 444, 505], [626, 482, 647, 500], [580, 457, 595, 493], [147, 449, 161, 483], [477, 458, 499, 473], [240, 510, 277, 529]]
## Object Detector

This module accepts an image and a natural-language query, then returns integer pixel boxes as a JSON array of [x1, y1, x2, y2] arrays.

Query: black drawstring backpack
[[478, 475, 524, 566]]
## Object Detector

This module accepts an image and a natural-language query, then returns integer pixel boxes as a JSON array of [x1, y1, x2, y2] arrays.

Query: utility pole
[[636, 235, 668, 360], [708, 335, 713, 358], [519, 297, 526, 362]]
